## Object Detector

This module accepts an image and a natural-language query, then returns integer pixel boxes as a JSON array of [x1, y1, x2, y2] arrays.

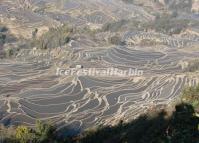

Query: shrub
[[0, 34, 6, 45], [142, 14, 189, 35], [169, 0, 192, 13], [185, 59, 199, 72], [101, 20, 128, 32], [15, 126, 34, 143], [109, 35, 125, 45], [0, 26, 8, 33], [34, 120, 56, 143], [32, 24, 72, 49], [182, 84, 199, 112], [4, 47, 20, 58]]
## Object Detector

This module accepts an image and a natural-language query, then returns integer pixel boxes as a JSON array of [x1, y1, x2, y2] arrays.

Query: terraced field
[[0, 0, 199, 134], [1, 38, 199, 132]]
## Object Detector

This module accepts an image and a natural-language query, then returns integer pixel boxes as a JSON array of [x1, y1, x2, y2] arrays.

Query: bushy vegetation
[[78, 103, 198, 143], [0, 25, 16, 46], [2, 47, 20, 58], [0, 125, 16, 143], [168, 0, 192, 13], [0, 26, 8, 33], [0, 85, 198, 143], [182, 84, 199, 112], [122, 0, 134, 4], [0, 121, 57, 143], [109, 35, 125, 45], [101, 20, 129, 32], [143, 14, 189, 35], [101, 20, 144, 32], [122, 0, 192, 13], [185, 59, 199, 72], [31, 24, 98, 50], [32, 24, 73, 49], [0, 25, 19, 58], [0, 33, 6, 46], [101, 13, 189, 36], [139, 39, 158, 46]]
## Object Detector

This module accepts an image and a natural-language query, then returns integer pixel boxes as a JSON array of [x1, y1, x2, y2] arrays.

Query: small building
[[76, 65, 83, 69]]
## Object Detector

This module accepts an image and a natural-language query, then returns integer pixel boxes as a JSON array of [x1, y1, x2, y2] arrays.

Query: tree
[[182, 84, 199, 113], [33, 24, 72, 49], [35, 120, 56, 143], [15, 126, 34, 143], [0, 34, 6, 46]]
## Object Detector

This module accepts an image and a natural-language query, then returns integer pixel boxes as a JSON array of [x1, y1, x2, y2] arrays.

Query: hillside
[[0, 0, 199, 142]]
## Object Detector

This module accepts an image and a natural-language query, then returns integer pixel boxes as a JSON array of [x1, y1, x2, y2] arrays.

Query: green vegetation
[[31, 24, 99, 49], [0, 25, 17, 44], [0, 26, 7, 46], [182, 84, 199, 112], [0, 33, 6, 46], [101, 13, 189, 36], [139, 39, 157, 46], [101, 20, 143, 32], [101, 20, 129, 32], [0, 25, 19, 58], [3, 47, 20, 58], [143, 14, 189, 35], [185, 59, 199, 72], [32, 28, 38, 39], [15, 126, 34, 143], [121, 0, 134, 4], [34, 120, 56, 143], [0, 125, 16, 143], [32, 24, 72, 49], [78, 104, 198, 143], [0, 121, 57, 143], [0, 85, 198, 143], [5, 48, 14, 57], [168, 0, 192, 13], [109, 35, 125, 45], [122, 0, 192, 13], [0, 26, 8, 33]]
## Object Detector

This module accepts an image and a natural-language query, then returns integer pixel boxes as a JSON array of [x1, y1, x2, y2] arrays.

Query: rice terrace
[[0, 0, 198, 142]]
